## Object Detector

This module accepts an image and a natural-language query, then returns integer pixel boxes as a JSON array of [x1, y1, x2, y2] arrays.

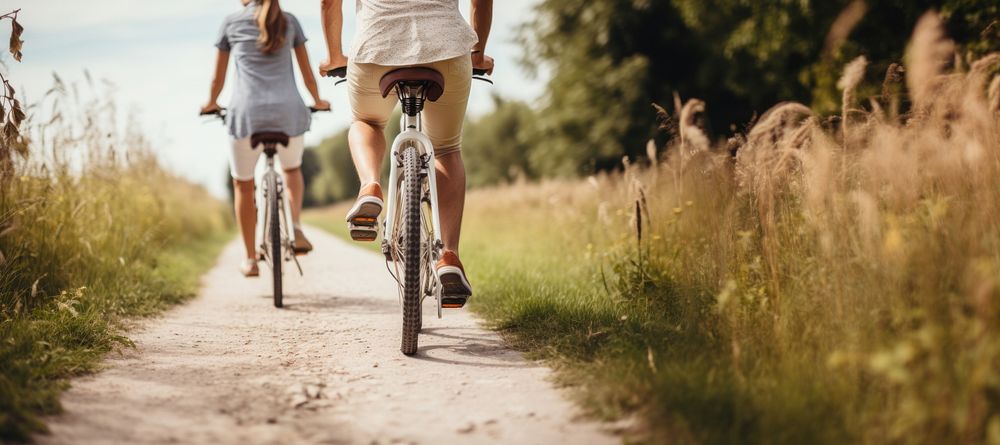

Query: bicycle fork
[[383, 124, 445, 317], [260, 156, 304, 276]]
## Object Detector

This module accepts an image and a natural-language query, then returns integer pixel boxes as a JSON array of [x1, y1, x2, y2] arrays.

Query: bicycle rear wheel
[[267, 173, 283, 308], [400, 145, 422, 355]]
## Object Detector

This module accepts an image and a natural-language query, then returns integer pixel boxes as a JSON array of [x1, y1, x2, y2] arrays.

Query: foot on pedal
[[292, 228, 314, 254], [345, 183, 383, 242], [436, 250, 472, 308]]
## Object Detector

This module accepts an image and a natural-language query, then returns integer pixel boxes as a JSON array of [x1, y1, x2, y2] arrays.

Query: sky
[[10, 0, 546, 197]]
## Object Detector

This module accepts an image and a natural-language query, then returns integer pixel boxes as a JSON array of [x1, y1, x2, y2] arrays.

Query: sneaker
[[292, 227, 313, 254], [345, 183, 383, 242], [436, 250, 472, 308], [240, 258, 259, 277]]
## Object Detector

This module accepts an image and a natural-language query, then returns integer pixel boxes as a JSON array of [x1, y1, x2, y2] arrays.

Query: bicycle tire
[[400, 145, 422, 355], [268, 173, 283, 308]]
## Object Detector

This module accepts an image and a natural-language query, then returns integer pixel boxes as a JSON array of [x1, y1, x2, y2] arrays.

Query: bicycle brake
[[381, 240, 390, 259]]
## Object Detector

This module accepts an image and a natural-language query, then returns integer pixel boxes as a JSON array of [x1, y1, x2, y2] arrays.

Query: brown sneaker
[[436, 250, 472, 308], [345, 183, 383, 242], [292, 228, 313, 254]]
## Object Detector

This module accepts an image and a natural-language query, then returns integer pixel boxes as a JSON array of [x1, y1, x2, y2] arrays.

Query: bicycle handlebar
[[472, 69, 493, 84], [321, 66, 347, 78], [200, 108, 226, 120], [320, 66, 493, 84], [200, 107, 327, 121], [321, 66, 348, 86]]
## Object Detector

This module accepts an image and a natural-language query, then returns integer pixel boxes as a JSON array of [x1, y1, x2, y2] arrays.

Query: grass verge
[[0, 85, 232, 441], [0, 231, 230, 441], [307, 32, 1000, 443]]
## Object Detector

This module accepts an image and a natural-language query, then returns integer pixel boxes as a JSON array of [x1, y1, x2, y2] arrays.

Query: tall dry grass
[[0, 78, 230, 440], [462, 11, 1000, 443], [632, 11, 999, 442]]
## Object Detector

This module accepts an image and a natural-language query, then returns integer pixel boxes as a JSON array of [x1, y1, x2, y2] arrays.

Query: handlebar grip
[[199, 109, 225, 116], [322, 66, 347, 78], [472, 68, 490, 76], [309, 107, 331, 113]]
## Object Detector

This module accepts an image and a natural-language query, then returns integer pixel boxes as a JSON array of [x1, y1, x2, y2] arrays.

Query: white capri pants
[[228, 135, 304, 181]]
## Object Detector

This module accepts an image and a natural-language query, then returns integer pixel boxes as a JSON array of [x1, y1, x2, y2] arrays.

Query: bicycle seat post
[[397, 83, 426, 132], [378, 67, 445, 136], [263, 142, 278, 159]]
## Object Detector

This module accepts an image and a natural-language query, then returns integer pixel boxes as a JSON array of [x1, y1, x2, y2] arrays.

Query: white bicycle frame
[[383, 110, 445, 318], [257, 152, 302, 274]]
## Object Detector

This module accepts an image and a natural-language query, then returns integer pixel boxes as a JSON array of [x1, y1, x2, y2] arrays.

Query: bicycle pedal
[[349, 224, 378, 242], [350, 216, 378, 227], [441, 296, 469, 309]]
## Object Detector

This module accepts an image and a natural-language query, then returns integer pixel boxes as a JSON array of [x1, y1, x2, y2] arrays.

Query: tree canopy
[[517, 0, 999, 175]]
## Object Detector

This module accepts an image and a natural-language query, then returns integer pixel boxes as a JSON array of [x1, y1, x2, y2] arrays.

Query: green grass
[[310, 108, 999, 444], [0, 231, 230, 441], [0, 86, 233, 442], [304, 202, 381, 254], [302, 47, 1000, 443]]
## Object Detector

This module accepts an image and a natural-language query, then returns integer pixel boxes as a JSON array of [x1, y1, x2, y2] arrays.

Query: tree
[[462, 96, 538, 187], [519, 0, 1000, 176]]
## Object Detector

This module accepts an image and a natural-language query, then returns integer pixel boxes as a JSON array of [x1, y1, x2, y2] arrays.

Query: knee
[[234, 179, 255, 194], [434, 145, 462, 159]]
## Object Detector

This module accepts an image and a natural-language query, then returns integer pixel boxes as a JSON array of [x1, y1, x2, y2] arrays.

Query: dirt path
[[35, 227, 617, 445]]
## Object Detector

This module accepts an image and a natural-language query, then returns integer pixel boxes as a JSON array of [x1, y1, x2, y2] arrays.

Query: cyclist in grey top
[[203, 0, 331, 277]]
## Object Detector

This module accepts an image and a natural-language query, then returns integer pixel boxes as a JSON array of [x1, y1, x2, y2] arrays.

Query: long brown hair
[[255, 0, 287, 54]]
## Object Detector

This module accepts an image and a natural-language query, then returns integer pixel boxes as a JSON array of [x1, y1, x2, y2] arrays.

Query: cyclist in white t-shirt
[[318, 0, 493, 306]]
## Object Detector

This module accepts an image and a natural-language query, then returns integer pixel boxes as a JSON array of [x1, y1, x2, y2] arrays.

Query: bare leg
[[234, 179, 257, 259], [435, 151, 466, 253], [348, 121, 386, 186], [283, 167, 304, 226]]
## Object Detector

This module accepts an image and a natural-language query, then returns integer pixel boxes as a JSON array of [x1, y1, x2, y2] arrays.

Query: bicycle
[[324, 66, 491, 355], [201, 107, 327, 308]]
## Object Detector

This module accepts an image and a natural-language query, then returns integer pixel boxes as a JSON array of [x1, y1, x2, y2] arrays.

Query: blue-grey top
[[216, 4, 309, 139]]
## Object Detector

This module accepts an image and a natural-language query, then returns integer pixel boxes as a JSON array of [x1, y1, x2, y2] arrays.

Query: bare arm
[[471, 0, 492, 53], [470, 0, 494, 74], [320, 0, 348, 74], [294, 44, 329, 109], [202, 50, 230, 112]]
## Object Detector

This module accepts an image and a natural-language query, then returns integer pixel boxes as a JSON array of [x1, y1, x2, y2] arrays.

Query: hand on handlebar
[[472, 52, 494, 76], [320, 55, 349, 78], [200, 102, 223, 115], [311, 99, 332, 112]]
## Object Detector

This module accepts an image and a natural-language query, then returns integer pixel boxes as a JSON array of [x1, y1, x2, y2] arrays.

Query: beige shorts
[[348, 55, 472, 157]]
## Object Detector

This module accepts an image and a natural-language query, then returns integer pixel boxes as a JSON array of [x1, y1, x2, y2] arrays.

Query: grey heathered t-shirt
[[216, 4, 310, 139]]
